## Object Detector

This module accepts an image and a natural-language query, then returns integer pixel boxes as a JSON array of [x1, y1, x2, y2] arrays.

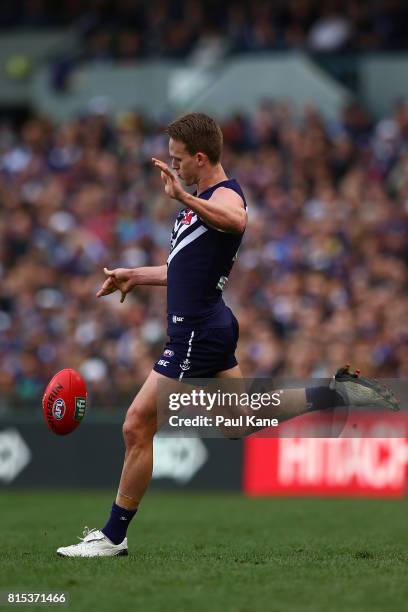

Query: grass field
[[1, 491, 408, 612]]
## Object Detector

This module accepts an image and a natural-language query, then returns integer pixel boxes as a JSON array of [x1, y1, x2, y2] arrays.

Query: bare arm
[[181, 188, 246, 234], [131, 265, 167, 286], [97, 265, 167, 303], [152, 158, 247, 234]]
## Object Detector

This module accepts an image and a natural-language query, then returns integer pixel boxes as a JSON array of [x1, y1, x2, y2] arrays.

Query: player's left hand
[[152, 158, 186, 202]]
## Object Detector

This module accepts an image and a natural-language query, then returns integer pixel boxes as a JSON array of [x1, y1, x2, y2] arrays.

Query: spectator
[[1, 0, 407, 55]]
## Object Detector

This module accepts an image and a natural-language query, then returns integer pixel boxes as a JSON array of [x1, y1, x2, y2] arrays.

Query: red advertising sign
[[243, 414, 408, 498]]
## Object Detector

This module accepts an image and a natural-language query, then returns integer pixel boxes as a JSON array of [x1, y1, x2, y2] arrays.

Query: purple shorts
[[153, 314, 239, 380]]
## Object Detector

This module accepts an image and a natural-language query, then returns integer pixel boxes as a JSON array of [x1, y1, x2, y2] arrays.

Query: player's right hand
[[96, 267, 135, 303]]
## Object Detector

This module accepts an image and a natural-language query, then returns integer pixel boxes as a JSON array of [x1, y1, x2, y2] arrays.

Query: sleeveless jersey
[[166, 178, 247, 327]]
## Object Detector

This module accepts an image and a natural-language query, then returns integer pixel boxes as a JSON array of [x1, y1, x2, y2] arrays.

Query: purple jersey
[[166, 179, 247, 328]]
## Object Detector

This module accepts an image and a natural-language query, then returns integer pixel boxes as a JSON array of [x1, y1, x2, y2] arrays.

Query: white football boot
[[57, 527, 128, 557]]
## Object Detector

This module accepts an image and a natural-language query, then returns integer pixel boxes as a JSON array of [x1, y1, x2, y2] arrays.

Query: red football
[[42, 368, 87, 435]]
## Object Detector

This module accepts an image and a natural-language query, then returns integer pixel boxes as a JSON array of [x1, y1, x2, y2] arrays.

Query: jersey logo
[[217, 276, 228, 291], [181, 209, 194, 225]]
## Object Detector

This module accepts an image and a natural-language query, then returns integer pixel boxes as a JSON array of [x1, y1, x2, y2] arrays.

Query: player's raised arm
[[97, 265, 167, 303], [184, 186, 247, 234], [152, 158, 246, 234]]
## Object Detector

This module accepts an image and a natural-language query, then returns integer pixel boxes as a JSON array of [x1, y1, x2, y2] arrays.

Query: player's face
[[169, 138, 199, 186]]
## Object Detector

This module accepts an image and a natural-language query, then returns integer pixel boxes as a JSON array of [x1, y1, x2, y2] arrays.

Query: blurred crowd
[[0, 0, 407, 62], [0, 100, 407, 410]]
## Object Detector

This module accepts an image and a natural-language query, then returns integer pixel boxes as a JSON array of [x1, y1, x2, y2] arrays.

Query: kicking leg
[[215, 364, 399, 437], [216, 365, 311, 426]]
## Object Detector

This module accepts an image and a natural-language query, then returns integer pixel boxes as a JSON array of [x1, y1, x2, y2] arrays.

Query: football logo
[[74, 397, 86, 421], [164, 349, 174, 357], [52, 398, 66, 420]]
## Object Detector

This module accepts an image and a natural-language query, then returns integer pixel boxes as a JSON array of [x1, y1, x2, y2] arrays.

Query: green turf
[[1, 491, 408, 612]]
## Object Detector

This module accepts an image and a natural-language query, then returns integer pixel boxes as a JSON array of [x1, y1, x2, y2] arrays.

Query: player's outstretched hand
[[152, 158, 186, 201], [96, 267, 135, 303]]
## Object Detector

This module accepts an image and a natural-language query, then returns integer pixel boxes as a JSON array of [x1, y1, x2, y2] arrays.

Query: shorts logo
[[74, 397, 86, 421], [181, 210, 194, 225], [164, 349, 174, 357], [172, 315, 184, 324], [158, 359, 169, 367], [52, 398, 66, 420], [180, 359, 191, 371]]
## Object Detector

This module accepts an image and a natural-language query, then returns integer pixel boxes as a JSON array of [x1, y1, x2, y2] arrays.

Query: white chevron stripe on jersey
[[167, 225, 208, 265]]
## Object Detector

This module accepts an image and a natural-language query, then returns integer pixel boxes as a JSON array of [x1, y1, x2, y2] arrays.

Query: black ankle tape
[[306, 386, 345, 411]]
